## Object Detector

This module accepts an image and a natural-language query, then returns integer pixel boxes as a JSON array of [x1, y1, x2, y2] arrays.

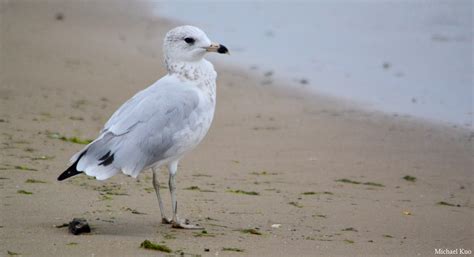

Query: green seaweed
[[336, 178, 361, 184], [47, 132, 92, 145], [344, 239, 355, 244], [140, 240, 172, 253], [143, 187, 154, 193], [222, 247, 244, 252], [99, 195, 113, 201], [192, 173, 212, 177], [250, 171, 277, 176], [363, 182, 384, 187], [437, 201, 460, 207], [96, 184, 127, 195], [226, 189, 259, 196], [403, 175, 416, 182], [184, 186, 215, 192], [25, 179, 46, 183], [7, 251, 20, 256], [17, 190, 33, 195], [302, 191, 334, 195], [14, 165, 37, 171], [382, 234, 393, 238], [288, 201, 303, 208], [342, 227, 358, 232], [336, 178, 384, 187], [66, 242, 78, 246]]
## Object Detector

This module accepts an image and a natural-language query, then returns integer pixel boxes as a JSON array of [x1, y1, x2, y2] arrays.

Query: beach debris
[[382, 62, 391, 69], [17, 190, 33, 195], [240, 228, 262, 235], [185, 186, 200, 190], [403, 175, 417, 182], [335, 178, 384, 187], [344, 239, 355, 244], [222, 247, 244, 252], [140, 240, 172, 253], [382, 234, 393, 238], [226, 189, 260, 196], [68, 218, 91, 235], [402, 211, 412, 216], [437, 201, 461, 207], [271, 224, 281, 228]]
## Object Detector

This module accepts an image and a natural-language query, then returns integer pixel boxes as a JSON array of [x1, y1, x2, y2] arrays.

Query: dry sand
[[0, 1, 472, 257]]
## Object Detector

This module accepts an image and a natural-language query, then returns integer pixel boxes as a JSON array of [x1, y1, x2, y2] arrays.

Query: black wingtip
[[57, 167, 82, 181], [57, 150, 87, 181]]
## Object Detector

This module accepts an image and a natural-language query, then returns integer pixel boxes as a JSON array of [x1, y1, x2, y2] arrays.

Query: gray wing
[[73, 76, 201, 180]]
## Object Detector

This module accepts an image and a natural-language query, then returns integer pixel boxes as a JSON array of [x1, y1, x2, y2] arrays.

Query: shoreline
[[1, 1, 472, 257], [154, 1, 473, 127]]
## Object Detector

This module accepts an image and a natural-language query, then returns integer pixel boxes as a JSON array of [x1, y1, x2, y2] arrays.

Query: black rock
[[68, 218, 91, 235]]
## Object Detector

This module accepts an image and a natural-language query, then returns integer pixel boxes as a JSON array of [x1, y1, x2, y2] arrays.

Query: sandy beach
[[0, 1, 472, 256]]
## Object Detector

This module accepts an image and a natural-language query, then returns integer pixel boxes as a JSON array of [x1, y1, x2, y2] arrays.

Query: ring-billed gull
[[58, 25, 229, 229]]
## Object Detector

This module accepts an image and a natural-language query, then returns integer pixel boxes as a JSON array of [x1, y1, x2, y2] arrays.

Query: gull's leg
[[152, 167, 171, 224], [168, 161, 203, 229]]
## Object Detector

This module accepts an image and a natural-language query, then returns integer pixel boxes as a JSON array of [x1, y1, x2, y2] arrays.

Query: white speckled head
[[163, 25, 229, 65]]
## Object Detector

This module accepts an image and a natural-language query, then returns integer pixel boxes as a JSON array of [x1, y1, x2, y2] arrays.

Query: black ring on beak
[[217, 44, 229, 54]]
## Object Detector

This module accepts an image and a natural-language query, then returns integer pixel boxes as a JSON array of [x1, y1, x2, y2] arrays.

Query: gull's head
[[163, 25, 229, 63]]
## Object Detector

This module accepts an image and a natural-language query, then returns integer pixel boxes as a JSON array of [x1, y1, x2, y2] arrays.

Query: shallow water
[[152, 1, 472, 127]]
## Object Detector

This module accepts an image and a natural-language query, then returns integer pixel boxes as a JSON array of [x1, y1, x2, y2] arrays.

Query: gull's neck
[[165, 58, 217, 83]]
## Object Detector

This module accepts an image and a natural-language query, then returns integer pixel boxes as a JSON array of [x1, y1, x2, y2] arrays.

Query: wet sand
[[0, 1, 472, 256]]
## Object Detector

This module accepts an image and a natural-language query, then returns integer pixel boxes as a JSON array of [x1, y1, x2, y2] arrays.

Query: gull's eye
[[184, 37, 195, 45]]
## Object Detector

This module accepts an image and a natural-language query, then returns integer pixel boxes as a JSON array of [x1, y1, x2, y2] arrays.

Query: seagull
[[57, 25, 229, 229]]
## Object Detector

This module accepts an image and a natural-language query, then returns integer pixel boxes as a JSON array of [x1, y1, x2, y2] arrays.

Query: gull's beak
[[205, 42, 229, 55]]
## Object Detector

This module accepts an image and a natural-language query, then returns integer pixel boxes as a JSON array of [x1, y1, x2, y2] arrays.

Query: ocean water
[[152, 1, 472, 127]]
